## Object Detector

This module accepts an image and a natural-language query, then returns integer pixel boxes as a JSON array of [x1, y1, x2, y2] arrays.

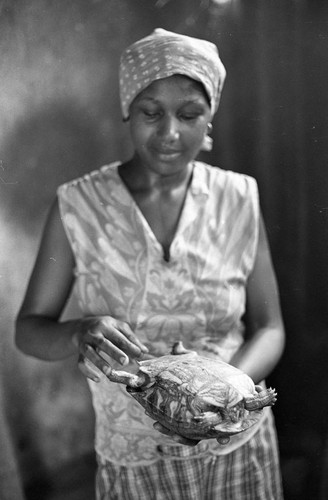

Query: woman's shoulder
[[57, 162, 121, 195], [195, 161, 258, 198]]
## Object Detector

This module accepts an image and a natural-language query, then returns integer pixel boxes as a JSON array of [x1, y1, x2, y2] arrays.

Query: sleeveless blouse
[[57, 161, 267, 466]]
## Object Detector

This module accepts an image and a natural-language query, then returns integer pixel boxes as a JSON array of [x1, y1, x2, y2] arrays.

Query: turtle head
[[105, 367, 149, 388]]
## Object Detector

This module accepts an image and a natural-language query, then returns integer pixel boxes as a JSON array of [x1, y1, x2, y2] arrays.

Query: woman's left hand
[[153, 422, 200, 446]]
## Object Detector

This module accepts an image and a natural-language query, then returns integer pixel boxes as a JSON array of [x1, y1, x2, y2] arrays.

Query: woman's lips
[[154, 149, 182, 160]]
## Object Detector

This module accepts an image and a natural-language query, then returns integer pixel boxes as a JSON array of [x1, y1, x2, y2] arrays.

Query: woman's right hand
[[72, 316, 148, 382]]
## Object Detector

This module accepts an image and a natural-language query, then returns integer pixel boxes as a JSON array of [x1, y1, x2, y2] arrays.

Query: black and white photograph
[[1, 1, 328, 499]]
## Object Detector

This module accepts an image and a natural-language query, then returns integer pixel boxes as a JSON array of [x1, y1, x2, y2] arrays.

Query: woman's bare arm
[[15, 198, 148, 368], [15, 199, 79, 360], [229, 214, 285, 384]]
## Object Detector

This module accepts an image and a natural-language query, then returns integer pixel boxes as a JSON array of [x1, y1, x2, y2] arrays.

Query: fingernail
[[120, 356, 128, 366], [103, 366, 112, 376]]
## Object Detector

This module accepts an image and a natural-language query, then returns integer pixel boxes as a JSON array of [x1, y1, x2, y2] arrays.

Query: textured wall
[[0, 0, 229, 494]]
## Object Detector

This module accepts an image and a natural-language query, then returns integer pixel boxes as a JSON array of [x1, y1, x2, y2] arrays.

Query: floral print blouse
[[58, 161, 267, 466]]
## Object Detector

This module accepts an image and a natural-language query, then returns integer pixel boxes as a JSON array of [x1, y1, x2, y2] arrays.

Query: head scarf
[[119, 28, 226, 120]]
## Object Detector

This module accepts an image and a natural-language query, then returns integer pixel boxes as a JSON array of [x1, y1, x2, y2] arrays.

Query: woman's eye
[[179, 110, 203, 121], [143, 110, 160, 119], [180, 114, 197, 121]]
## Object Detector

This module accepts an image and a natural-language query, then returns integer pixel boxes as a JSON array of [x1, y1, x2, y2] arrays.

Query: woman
[[16, 29, 285, 499]]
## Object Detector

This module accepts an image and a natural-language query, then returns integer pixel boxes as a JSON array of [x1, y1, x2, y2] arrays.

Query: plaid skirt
[[95, 412, 283, 500]]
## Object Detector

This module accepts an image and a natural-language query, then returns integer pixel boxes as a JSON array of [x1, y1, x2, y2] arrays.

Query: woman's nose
[[158, 115, 180, 142]]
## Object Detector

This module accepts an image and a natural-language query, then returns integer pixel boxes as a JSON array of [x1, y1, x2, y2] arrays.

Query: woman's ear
[[201, 123, 213, 151]]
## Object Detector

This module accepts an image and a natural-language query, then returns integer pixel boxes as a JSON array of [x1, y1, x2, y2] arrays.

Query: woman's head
[[128, 74, 212, 176], [119, 28, 226, 121]]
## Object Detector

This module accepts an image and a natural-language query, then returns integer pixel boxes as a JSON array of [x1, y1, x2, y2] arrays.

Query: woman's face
[[128, 75, 212, 178]]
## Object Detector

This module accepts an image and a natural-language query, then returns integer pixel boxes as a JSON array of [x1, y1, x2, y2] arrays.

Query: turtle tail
[[244, 387, 277, 411]]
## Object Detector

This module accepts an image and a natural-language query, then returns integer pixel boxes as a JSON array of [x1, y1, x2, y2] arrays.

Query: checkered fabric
[[95, 411, 283, 500]]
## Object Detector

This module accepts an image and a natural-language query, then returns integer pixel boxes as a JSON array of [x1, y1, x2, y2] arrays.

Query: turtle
[[105, 341, 277, 444]]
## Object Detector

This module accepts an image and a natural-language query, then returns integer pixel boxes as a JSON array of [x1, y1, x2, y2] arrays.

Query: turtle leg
[[193, 411, 223, 428], [194, 411, 232, 445]]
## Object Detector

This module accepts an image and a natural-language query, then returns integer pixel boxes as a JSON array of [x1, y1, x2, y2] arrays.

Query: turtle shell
[[126, 349, 270, 442]]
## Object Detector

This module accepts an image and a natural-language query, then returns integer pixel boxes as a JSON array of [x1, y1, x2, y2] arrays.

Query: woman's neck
[[119, 157, 194, 194]]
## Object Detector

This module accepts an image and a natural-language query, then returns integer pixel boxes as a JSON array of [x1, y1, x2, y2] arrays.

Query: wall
[[1, 1, 328, 499]]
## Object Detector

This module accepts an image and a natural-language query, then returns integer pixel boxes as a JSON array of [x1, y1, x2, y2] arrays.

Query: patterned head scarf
[[119, 28, 226, 120]]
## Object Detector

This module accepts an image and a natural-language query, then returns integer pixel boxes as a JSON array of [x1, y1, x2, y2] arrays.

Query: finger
[[116, 322, 149, 353], [80, 316, 148, 365], [88, 336, 130, 366], [78, 355, 100, 383], [89, 328, 140, 364], [83, 345, 113, 377], [101, 327, 146, 360], [81, 318, 145, 365], [78, 327, 129, 366]]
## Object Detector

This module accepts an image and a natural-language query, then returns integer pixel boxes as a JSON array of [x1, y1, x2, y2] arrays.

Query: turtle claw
[[216, 436, 230, 445]]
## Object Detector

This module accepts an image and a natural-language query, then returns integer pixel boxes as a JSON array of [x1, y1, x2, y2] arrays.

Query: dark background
[[1, 1, 328, 499]]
